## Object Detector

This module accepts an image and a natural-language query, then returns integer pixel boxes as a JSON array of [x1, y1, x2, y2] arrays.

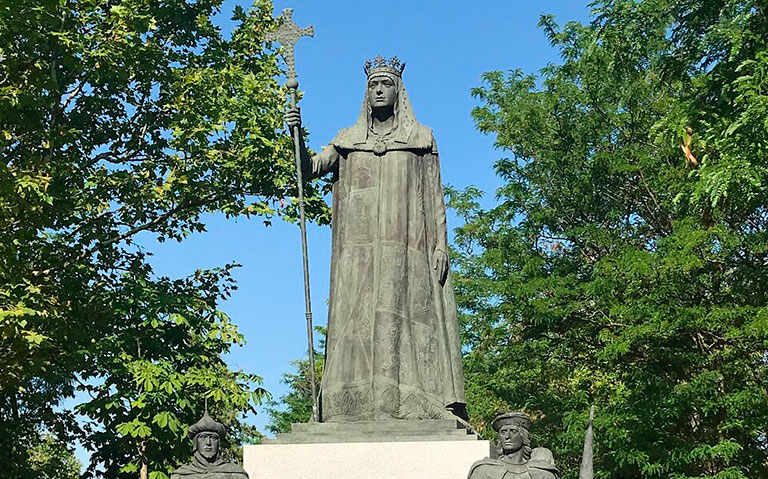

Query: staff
[[266, 8, 318, 423]]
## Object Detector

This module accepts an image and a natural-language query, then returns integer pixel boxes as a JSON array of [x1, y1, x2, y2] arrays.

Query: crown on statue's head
[[364, 55, 406, 78]]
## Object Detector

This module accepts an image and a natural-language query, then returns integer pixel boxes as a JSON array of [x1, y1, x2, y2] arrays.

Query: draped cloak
[[304, 75, 466, 421], [467, 456, 559, 479], [170, 454, 249, 479]]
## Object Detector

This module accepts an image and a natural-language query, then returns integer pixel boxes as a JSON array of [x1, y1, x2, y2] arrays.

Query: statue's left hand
[[433, 248, 449, 286]]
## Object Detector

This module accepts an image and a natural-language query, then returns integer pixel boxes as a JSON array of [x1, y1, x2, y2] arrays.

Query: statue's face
[[498, 424, 524, 455], [367, 74, 397, 108], [196, 432, 220, 461]]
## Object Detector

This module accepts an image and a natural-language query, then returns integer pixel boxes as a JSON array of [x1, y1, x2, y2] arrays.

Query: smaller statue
[[171, 412, 249, 479], [468, 412, 559, 479]]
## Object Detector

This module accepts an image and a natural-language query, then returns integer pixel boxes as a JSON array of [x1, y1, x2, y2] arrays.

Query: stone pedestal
[[243, 420, 492, 479]]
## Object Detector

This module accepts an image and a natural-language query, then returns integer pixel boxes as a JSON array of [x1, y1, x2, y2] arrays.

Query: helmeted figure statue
[[287, 55, 466, 422], [468, 412, 559, 479], [171, 412, 248, 479]]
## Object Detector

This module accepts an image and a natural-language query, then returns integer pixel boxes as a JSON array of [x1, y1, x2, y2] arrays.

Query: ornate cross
[[266, 8, 319, 422], [266, 8, 314, 89]]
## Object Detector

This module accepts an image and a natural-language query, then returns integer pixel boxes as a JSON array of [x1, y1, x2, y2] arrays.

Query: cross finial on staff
[[266, 8, 314, 89], [266, 7, 319, 422]]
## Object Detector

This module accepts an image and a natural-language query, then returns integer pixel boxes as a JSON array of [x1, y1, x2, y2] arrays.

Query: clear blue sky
[[134, 0, 592, 442]]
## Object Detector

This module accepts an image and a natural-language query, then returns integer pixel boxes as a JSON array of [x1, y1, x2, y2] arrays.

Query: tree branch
[[56, 194, 218, 272]]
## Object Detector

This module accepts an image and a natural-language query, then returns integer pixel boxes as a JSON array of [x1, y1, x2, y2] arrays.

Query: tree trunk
[[139, 441, 148, 479]]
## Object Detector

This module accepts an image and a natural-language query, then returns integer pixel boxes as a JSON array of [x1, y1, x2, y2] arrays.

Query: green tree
[[454, 1, 768, 478], [0, 0, 326, 477], [265, 328, 324, 434], [28, 432, 82, 479], [75, 266, 269, 479]]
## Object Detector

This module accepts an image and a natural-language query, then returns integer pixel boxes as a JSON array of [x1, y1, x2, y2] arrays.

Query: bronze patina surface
[[171, 413, 248, 479], [286, 56, 466, 422], [468, 412, 559, 479]]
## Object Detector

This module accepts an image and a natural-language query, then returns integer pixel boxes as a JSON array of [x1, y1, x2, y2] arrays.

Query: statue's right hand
[[285, 107, 302, 133]]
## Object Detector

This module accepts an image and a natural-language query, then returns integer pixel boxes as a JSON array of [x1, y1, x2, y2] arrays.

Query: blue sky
[[126, 0, 592, 445]]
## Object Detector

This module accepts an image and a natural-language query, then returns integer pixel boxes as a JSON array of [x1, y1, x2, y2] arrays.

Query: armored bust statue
[[468, 412, 559, 479], [170, 413, 248, 479]]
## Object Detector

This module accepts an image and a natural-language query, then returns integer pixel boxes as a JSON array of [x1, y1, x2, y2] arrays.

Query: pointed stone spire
[[579, 405, 594, 479]]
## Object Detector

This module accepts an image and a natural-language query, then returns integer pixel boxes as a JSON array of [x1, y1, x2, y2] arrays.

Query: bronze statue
[[286, 55, 466, 422], [467, 412, 559, 479], [171, 413, 248, 479]]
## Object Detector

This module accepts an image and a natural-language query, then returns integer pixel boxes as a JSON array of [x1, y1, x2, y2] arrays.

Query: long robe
[[305, 79, 466, 422]]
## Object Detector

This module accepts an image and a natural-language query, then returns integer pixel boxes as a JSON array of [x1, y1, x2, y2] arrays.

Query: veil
[[331, 73, 432, 151]]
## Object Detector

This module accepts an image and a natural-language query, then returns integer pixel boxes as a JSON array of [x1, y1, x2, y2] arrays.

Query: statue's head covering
[[492, 411, 533, 432], [188, 412, 227, 440], [364, 55, 406, 79], [331, 55, 432, 151]]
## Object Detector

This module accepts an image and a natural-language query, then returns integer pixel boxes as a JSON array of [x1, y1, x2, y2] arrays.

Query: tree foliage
[[454, 1, 768, 478], [265, 329, 324, 434], [0, 0, 325, 477], [75, 266, 269, 479], [28, 432, 82, 479]]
